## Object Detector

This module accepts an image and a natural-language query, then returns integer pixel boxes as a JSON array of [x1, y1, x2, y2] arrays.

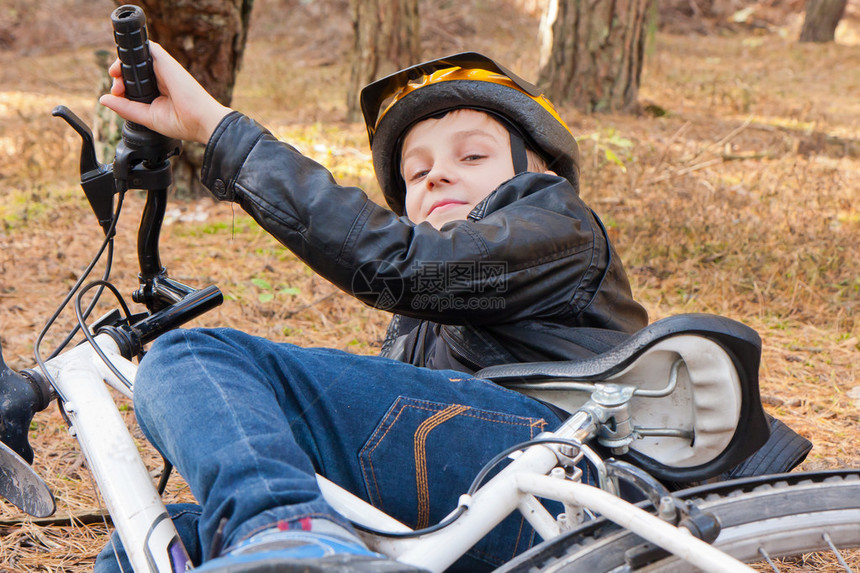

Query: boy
[[97, 47, 647, 572]]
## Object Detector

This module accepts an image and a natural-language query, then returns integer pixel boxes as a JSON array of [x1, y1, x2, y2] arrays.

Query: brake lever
[[52, 105, 117, 236]]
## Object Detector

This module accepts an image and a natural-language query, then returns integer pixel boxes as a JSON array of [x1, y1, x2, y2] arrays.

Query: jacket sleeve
[[200, 112, 643, 328]]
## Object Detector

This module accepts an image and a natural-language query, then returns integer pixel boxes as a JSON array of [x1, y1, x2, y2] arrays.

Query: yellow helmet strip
[[371, 66, 573, 139]]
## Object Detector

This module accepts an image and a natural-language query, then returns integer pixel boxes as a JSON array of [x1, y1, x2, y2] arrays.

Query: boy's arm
[[202, 114, 637, 328], [98, 45, 640, 329]]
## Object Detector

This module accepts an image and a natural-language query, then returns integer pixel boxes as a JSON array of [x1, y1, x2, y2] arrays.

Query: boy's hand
[[99, 42, 231, 145]]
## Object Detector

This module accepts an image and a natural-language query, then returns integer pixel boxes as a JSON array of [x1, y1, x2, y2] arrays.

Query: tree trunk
[[109, 0, 254, 197], [799, 0, 847, 43], [346, 0, 420, 123], [538, 0, 654, 114], [94, 49, 125, 165]]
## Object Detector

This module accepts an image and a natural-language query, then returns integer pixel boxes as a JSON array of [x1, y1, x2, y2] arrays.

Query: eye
[[463, 154, 486, 162], [402, 158, 430, 183], [409, 169, 429, 182]]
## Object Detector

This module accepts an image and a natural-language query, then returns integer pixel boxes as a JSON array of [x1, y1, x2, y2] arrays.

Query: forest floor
[[0, 0, 857, 570]]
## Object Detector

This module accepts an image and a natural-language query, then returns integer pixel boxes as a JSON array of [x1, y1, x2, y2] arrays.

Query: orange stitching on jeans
[[361, 401, 446, 506], [414, 404, 471, 529], [359, 397, 552, 535], [360, 400, 455, 507]]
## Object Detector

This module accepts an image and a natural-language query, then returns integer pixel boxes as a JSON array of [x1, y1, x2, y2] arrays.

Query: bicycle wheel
[[497, 470, 860, 572]]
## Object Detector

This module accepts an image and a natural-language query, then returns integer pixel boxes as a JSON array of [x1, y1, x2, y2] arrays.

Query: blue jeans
[[95, 328, 568, 571]]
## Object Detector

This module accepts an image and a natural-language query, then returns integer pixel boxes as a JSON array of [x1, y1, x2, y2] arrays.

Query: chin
[[426, 215, 460, 229], [426, 207, 471, 229]]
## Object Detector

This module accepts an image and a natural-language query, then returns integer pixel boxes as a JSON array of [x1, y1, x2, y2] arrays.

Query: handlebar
[[108, 4, 180, 187], [108, 6, 185, 312], [111, 5, 158, 105], [109, 285, 224, 359], [48, 5, 223, 352]]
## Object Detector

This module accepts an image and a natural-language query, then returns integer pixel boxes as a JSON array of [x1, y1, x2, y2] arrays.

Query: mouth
[[428, 199, 468, 216]]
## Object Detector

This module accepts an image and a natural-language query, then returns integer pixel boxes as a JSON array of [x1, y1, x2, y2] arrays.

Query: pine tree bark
[[110, 0, 254, 196], [799, 0, 847, 43], [346, 0, 420, 123], [538, 0, 653, 114]]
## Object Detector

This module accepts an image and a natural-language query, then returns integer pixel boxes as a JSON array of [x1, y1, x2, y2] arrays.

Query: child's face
[[400, 109, 515, 229]]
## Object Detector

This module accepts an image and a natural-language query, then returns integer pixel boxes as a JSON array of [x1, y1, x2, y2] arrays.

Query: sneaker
[[195, 528, 428, 572]]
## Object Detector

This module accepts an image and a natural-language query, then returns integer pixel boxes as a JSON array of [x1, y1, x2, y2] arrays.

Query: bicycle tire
[[496, 470, 860, 572]]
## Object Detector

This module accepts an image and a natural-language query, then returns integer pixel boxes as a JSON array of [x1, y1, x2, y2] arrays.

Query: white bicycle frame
[[40, 332, 757, 573]]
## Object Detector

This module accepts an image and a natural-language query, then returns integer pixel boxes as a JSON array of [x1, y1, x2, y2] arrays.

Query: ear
[[543, 169, 558, 176]]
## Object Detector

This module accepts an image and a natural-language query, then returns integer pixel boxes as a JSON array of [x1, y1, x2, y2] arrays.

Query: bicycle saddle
[[476, 314, 771, 483]]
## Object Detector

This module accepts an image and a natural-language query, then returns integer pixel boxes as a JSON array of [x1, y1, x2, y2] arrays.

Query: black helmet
[[360, 52, 581, 215]]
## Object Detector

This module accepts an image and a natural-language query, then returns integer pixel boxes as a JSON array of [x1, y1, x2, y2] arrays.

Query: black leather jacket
[[201, 112, 648, 372]]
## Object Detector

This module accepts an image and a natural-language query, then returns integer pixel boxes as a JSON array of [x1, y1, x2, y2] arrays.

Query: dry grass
[[0, 0, 858, 570]]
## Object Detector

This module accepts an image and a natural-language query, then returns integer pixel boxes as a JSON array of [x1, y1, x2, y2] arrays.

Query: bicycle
[[0, 5, 858, 572]]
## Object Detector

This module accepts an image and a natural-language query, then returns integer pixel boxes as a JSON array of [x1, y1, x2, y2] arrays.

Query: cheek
[[466, 183, 495, 205], [403, 188, 425, 222], [468, 164, 512, 203]]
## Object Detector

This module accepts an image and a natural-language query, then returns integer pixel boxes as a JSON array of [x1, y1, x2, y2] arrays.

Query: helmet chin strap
[[509, 129, 529, 174]]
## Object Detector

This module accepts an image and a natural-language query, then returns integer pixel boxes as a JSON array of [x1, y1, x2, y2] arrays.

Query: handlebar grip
[[111, 5, 158, 104]]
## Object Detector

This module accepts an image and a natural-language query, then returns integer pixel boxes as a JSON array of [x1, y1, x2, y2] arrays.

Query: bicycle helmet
[[360, 52, 581, 215]]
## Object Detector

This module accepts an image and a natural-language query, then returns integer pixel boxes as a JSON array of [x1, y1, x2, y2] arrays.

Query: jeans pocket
[[359, 396, 551, 569]]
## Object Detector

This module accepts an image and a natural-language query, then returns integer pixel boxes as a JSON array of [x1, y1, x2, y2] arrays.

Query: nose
[[425, 161, 455, 190]]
